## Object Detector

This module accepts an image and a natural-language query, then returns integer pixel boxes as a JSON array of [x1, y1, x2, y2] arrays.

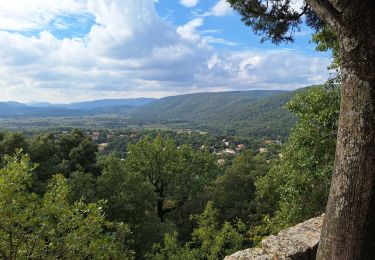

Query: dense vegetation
[[130, 90, 295, 138], [256, 85, 340, 231], [0, 85, 340, 259]]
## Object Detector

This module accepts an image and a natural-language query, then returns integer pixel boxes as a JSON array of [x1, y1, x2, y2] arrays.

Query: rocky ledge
[[225, 214, 324, 260]]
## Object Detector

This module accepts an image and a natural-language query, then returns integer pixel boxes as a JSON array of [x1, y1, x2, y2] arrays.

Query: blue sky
[[0, 0, 332, 103]]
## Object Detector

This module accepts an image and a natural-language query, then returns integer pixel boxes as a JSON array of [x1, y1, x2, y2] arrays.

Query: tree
[[256, 86, 340, 229], [68, 171, 97, 202], [126, 135, 218, 223], [0, 132, 28, 162], [188, 202, 245, 259], [0, 154, 133, 259], [41, 175, 129, 259], [96, 155, 162, 257], [0, 153, 40, 259], [57, 129, 100, 177], [228, 0, 375, 258], [28, 133, 60, 194], [149, 202, 245, 260], [208, 150, 268, 223]]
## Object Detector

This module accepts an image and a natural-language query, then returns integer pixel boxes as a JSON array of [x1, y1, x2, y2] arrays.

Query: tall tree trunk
[[317, 1, 375, 259], [156, 181, 168, 222]]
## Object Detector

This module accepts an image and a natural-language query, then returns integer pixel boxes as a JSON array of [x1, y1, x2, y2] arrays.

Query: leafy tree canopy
[[0, 153, 133, 259]]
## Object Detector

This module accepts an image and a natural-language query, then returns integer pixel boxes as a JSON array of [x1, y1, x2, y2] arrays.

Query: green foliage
[[0, 132, 28, 162], [256, 85, 340, 230], [68, 171, 97, 202], [312, 26, 339, 59], [149, 202, 245, 260], [132, 91, 295, 139], [27, 129, 101, 195], [190, 202, 245, 259], [28, 133, 60, 194], [148, 232, 196, 260], [0, 154, 133, 259], [126, 135, 219, 222], [0, 153, 39, 259], [311, 25, 341, 83], [208, 150, 268, 223], [58, 129, 100, 176], [96, 155, 162, 256], [97, 155, 155, 223], [42, 175, 117, 259]]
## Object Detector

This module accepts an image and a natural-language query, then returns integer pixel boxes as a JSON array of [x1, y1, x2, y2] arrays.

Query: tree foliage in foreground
[[148, 202, 245, 260], [0, 154, 133, 259], [255, 85, 340, 232]]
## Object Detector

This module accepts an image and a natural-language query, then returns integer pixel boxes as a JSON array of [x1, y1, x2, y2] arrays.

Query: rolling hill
[[131, 90, 285, 121], [129, 90, 296, 138], [0, 90, 299, 138], [0, 102, 41, 116], [65, 98, 155, 110], [0, 98, 155, 117]]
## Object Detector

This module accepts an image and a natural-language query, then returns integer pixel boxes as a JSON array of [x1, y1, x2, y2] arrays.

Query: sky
[[0, 0, 332, 103]]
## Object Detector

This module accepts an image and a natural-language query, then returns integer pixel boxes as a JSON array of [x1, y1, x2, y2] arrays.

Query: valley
[[0, 89, 297, 139]]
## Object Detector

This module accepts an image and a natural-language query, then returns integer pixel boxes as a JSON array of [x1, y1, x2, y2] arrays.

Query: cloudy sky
[[0, 0, 332, 103]]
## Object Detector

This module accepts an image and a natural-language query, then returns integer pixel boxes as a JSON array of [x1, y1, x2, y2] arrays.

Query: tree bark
[[316, 1, 375, 259], [156, 184, 166, 222]]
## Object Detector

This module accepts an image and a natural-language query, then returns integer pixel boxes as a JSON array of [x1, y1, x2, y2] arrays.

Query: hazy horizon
[[3, 88, 292, 104]]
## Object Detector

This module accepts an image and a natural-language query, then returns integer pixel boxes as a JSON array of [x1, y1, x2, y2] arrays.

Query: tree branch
[[306, 0, 342, 26], [297, 4, 310, 18]]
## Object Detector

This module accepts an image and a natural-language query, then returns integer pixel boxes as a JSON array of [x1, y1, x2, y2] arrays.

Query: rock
[[224, 248, 274, 260], [224, 214, 324, 260]]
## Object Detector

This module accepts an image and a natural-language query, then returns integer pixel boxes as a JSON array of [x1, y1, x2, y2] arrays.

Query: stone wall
[[225, 214, 324, 260]]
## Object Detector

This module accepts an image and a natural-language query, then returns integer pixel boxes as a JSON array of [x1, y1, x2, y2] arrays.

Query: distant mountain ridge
[[0, 98, 155, 117], [0, 101, 40, 116], [1, 91, 288, 117], [0, 90, 299, 138], [65, 98, 155, 110], [28, 98, 155, 110], [130, 90, 295, 138], [132, 90, 286, 122]]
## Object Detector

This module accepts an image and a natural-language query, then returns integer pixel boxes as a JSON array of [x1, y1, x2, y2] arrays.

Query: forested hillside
[[131, 90, 296, 138], [0, 102, 40, 116], [64, 98, 155, 110], [0, 90, 297, 138]]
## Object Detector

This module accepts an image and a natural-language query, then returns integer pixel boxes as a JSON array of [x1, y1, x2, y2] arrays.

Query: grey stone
[[224, 214, 324, 260], [224, 248, 274, 260]]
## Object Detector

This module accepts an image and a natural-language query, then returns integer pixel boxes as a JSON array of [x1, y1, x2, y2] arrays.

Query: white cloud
[[177, 17, 237, 46], [200, 49, 330, 90], [180, 0, 199, 8], [86, 0, 180, 59], [289, 0, 305, 12], [197, 0, 233, 17], [0, 0, 87, 31], [0, 0, 330, 103], [211, 0, 232, 16], [204, 36, 238, 46], [266, 0, 305, 13], [177, 18, 204, 42]]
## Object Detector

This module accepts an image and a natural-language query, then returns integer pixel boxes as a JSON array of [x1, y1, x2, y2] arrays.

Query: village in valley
[[82, 128, 284, 167]]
